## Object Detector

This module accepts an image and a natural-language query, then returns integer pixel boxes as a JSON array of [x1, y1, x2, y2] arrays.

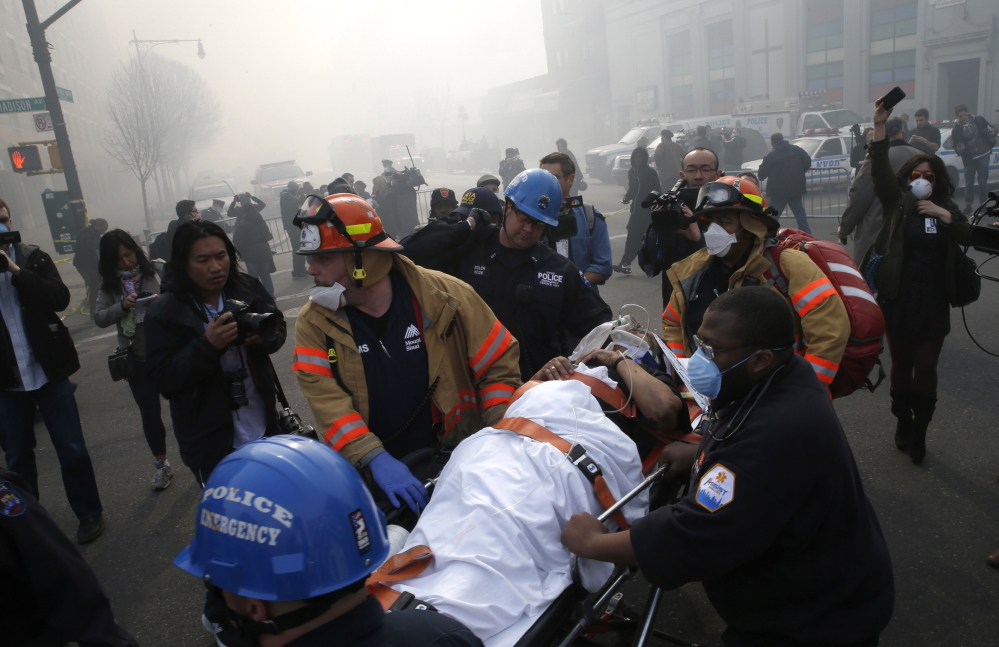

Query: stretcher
[[367, 369, 706, 647]]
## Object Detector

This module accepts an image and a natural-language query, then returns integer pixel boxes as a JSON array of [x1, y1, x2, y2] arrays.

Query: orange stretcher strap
[[492, 417, 630, 530], [366, 545, 434, 611], [565, 373, 637, 418]]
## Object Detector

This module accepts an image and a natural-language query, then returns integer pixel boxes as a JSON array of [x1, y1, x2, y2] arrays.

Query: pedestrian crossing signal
[[7, 146, 43, 172]]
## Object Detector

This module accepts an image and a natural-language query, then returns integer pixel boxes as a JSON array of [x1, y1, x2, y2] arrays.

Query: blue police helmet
[[503, 168, 563, 226], [174, 435, 390, 601]]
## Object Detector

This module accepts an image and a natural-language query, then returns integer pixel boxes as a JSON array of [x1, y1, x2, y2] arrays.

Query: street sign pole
[[22, 0, 87, 232]]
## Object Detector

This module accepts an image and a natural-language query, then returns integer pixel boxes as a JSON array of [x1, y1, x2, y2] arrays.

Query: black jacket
[[231, 198, 274, 267], [951, 115, 995, 160], [624, 163, 661, 233], [721, 135, 747, 168], [72, 225, 101, 271], [402, 224, 612, 379], [0, 469, 138, 647], [0, 243, 78, 390], [378, 184, 419, 237], [144, 275, 286, 476], [279, 189, 302, 230], [630, 356, 894, 644], [758, 140, 812, 198]]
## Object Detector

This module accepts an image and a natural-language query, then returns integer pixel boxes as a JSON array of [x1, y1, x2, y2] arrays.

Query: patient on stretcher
[[382, 359, 682, 647]]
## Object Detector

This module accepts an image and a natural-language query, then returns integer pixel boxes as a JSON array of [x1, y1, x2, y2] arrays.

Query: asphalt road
[[24, 173, 999, 646]]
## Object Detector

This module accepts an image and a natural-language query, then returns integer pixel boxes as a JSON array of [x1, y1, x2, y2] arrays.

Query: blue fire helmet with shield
[[503, 168, 562, 226], [174, 435, 389, 601]]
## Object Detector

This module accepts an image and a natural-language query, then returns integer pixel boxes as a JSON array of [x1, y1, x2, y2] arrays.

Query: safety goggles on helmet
[[695, 181, 764, 216]]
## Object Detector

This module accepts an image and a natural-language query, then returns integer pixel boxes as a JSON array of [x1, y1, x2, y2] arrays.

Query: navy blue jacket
[[630, 356, 894, 644]]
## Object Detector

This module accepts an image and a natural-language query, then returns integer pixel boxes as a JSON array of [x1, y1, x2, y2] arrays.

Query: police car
[[740, 133, 855, 189], [937, 125, 999, 191]]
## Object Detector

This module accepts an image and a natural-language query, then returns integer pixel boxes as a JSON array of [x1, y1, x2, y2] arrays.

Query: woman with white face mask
[[861, 98, 972, 465]]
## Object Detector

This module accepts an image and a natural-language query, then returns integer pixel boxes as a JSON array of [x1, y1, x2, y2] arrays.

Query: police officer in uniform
[[175, 436, 483, 647], [562, 287, 894, 647], [402, 169, 612, 379], [0, 468, 137, 646]]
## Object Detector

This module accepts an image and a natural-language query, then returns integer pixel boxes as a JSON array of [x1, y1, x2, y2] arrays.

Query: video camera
[[641, 179, 700, 233], [0, 229, 22, 272], [396, 166, 426, 189], [218, 299, 280, 345]]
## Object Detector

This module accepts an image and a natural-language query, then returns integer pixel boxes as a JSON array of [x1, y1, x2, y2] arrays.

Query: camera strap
[[266, 357, 293, 410]]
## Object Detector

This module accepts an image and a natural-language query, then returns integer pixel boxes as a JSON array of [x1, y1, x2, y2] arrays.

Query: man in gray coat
[[839, 117, 921, 264]]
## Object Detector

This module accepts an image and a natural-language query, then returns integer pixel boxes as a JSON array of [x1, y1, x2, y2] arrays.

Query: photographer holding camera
[[0, 198, 105, 544], [145, 220, 287, 486]]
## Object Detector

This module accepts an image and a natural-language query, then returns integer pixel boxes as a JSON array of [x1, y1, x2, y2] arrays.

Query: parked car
[[188, 179, 237, 215], [250, 160, 312, 215]]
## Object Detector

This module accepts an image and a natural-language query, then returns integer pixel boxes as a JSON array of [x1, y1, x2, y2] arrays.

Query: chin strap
[[224, 583, 361, 642], [352, 250, 366, 288]]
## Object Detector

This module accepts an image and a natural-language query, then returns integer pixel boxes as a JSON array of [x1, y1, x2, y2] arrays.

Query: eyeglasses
[[910, 170, 936, 183], [510, 206, 546, 230], [692, 334, 755, 361], [683, 165, 718, 175]]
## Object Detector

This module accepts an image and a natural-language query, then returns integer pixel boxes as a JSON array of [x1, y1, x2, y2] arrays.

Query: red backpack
[[762, 228, 885, 399]]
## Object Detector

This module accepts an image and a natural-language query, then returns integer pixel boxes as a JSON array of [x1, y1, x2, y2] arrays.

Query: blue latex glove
[[368, 451, 430, 512]]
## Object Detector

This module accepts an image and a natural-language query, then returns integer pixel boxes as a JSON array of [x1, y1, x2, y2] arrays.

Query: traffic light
[[8, 146, 43, 172], [47, 143, 62, 170]]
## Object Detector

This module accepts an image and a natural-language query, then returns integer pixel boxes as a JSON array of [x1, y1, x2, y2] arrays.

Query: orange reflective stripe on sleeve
[[445, 390, 478, 432], [479, 383, 515, 409], [804, 353, 839, 385], [791, 277, 838, 318], [662, 302, 681, 325], [470, 320, 513, 379], [667, 342, 687, 358], [325, 412, 370, 451], [292, 346, 333, 378]]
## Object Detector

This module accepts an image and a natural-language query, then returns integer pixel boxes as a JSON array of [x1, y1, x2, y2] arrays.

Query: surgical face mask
[[704, 222, 739, 257], [0, 222, 8, 233], [309, 283, 346, 311], [908, 178, 932, 200], [685, 348, 758, 400]]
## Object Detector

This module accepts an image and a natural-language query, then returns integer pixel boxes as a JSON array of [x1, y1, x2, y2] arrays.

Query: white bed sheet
[[392, 375, 649, 647]]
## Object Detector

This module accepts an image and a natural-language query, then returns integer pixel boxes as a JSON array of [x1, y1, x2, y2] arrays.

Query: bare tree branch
[[102, 53, 221, 230]]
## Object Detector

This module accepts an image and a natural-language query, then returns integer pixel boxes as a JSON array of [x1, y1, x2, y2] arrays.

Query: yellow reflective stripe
[[345, 223, 372, 235]]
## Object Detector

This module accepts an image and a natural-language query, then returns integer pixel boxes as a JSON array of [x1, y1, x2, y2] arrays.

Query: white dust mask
[[908, 178, 932, 200], [704, 222, 739, 257], [309, 283, 346, 311]]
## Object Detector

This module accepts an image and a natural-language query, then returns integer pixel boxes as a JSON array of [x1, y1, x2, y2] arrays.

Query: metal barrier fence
[[801, 167, 852, 219]]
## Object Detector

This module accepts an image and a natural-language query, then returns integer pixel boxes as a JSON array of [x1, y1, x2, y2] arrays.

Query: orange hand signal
[[11, 150, 25, 169]]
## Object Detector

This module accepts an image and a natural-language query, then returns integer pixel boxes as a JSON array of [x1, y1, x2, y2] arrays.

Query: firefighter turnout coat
[[661, 215, 849, 389], [293, 254, 522, 466]]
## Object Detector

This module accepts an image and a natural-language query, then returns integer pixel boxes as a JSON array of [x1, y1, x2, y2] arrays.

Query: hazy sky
[[92, 0, 549, 176]]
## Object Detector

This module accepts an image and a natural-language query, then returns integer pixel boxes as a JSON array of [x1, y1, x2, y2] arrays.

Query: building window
[[667, 30, 693, 118], [805, 0, 845, 104], [869, 0, 916, 101], [706, 20, 735, 115]]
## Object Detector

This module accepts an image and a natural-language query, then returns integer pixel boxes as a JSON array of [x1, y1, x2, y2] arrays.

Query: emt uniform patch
[[0, 482, 27, 517], [696, 464, 735, 512]]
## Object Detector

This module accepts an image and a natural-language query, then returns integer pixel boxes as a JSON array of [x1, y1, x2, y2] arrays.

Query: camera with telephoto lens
[[277, 408, 317, 439], [224, 369, 249, 410], [641, 178, 700, 233], [218, 299, 279, 344]]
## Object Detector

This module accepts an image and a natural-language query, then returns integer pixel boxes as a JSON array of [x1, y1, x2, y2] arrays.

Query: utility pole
[[22, 0, 87, 226]]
